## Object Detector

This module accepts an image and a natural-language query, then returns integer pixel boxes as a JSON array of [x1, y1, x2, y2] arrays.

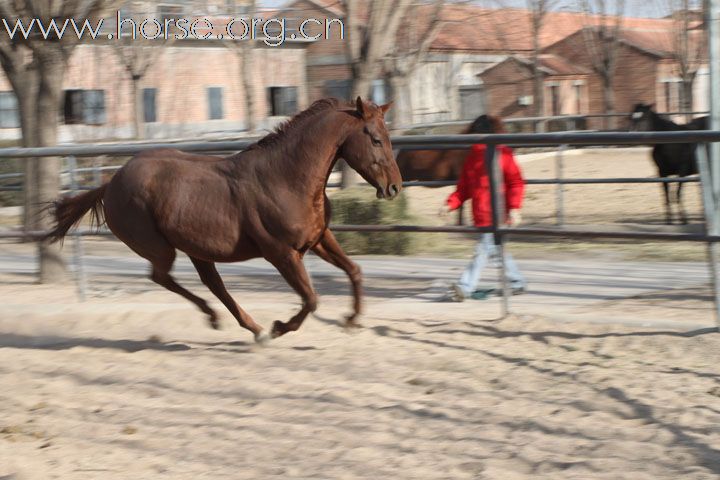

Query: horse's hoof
[[254, 329, 272, 346], [343, 320, 364, 331], [270, 320, 286, 338]]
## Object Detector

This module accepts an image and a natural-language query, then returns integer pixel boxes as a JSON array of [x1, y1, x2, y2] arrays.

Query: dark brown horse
[[395, 115, 505, 223], [43, 97, 401, 344], [395, 115, 506, 181]]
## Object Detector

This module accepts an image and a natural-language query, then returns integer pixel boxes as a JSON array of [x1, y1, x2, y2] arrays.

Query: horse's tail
[[42, 184, 108, 244]]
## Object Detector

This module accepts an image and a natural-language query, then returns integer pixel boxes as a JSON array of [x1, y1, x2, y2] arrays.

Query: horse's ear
[[380, 101, 393, 115], [356, 96, 366, 118]]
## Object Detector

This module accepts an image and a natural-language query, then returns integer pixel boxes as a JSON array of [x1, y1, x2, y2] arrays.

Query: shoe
[[488, 285, 527, 296], [511, 285, 527, 295], [470, 288, 495, 300]]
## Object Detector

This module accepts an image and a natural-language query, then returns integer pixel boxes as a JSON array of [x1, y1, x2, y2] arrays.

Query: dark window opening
[[269, 86, 298, 116], [208, 87, 224, 120], [0, 91, 20, 128], [143, 88, 157, 123]]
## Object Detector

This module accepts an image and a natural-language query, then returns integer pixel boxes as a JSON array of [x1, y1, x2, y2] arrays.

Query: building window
[[143, 88, 157, 123], [157, 4, 184, 36], [158, 5, 184, 23], [0, 91, 20, 128], [64, 89, 84, 124], [458, 86, 486, 120], [207, 87, 224, 120], [63, 89, 106, 125], [268, 86, 298, 116], [84, 90, 106, 125], [324, 80, 351, 100]]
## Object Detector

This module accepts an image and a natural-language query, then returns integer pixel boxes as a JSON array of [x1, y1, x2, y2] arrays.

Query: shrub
[[328, 186, 417, 255]]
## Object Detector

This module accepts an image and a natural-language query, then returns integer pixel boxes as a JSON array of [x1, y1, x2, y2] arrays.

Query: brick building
[[0, 0, 309, 142], [275, 1, 708, 129]]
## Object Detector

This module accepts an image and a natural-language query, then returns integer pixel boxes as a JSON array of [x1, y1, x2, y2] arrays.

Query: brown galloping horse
[[43, 97, 401, 344]]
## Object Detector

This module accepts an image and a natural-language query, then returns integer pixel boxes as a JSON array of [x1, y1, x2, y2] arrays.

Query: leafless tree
[[342, 0, 414, 101], [527, 0, 561, 130], [0, 0, 121, 282], [337, 0, 414, 185], [579, 0, 626, 129], [222, 0, 258, 132], [666, 0, 705, 119], [110, 1, 176, 139], [382, 0, 446, 130]]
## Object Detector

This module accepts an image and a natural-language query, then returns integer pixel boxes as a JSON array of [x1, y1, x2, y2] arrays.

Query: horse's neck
[[262, 111, 357, 194]]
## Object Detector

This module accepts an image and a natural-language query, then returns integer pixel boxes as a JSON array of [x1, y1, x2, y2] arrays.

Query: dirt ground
[[1, 257, 720, 479]]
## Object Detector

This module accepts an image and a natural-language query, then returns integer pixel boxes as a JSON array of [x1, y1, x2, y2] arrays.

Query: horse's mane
[[244, 97, 353, 151]]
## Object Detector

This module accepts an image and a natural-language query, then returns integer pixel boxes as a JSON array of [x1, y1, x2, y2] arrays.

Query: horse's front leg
[[676, 180, 689, 224], [661, 181, 673, 224], [311, 228, 363, 328], [267, 250, 318, 338]]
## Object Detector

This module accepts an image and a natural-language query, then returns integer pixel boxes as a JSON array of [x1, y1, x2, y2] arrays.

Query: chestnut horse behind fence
[[43, 97, 401, 344], [394, 114, 506, 223]]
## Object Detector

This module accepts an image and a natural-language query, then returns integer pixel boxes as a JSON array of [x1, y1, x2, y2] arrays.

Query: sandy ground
[[1, 259, 720, 480]]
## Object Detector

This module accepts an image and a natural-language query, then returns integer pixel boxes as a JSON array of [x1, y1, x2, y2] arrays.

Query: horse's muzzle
[[377, 184, 400, 199]]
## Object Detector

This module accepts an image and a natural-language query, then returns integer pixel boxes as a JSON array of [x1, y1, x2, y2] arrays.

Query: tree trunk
[[388, 73, 412, 131], [242, 46, 256, 132], [603, 76, 616, 130], [531, 26, 545, 133], [34, 49, 67, 283], [10, 68, 40, 231], [340, 73, 375, 188], [131, 75, 144, 139]]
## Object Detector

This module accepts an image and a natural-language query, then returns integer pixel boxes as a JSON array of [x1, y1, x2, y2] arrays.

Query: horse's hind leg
[[148, 249, 220, 329], [311, 229, 363, 328], [266, 250, 318, 338], [105, 205, 219, 328], [189, 257, 266, 341]]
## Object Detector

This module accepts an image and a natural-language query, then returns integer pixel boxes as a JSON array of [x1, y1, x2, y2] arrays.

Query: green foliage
[[329, 187, 418, 255]]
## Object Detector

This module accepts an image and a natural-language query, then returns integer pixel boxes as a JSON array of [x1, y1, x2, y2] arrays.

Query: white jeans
[[456, 233, 526, 295]]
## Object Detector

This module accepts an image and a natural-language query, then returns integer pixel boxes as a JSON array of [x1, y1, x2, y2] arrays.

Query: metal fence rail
[[1, 130, 719, 328]]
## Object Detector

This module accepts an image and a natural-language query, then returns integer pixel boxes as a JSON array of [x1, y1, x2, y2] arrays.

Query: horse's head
[[340, 97, 402, 199], [629, 103, 655, 131], [467, 114, 505, 134]]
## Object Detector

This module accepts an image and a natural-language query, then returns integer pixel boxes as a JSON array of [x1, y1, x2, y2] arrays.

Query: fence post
[[485, 144, 510, 317], [67, 156, 87, 302], [696, 143, 720, 329], [556, 144, 567, 226]]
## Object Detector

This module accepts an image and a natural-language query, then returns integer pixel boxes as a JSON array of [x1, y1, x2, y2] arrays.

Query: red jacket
[[446, 144, 525, 227]]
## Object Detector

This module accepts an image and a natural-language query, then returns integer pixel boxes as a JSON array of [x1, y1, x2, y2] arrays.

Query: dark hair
[[468, 114, 504, 134]]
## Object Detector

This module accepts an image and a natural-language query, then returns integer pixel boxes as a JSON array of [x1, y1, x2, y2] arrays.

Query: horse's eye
[[371, 137, 381, 146]]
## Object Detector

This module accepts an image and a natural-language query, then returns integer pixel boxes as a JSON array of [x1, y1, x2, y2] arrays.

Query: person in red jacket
[[439, 114, 526, 301]]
